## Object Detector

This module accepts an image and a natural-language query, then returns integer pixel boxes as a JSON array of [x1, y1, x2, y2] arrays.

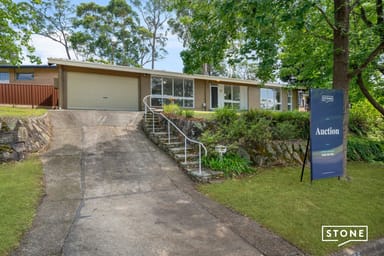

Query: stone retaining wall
[[0, 114, 51, 162], [164, 115, 307, 167]]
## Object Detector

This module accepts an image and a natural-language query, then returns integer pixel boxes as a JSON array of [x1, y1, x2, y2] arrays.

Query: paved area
[[12, 110, 305, 256]]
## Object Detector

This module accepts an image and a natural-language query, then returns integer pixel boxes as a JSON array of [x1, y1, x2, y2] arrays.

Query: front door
[[211, 86, 218, 109], [210, 85, 225, 109]]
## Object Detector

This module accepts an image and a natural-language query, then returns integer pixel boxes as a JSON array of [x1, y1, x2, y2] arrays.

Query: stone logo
[[322, 225, 368, 247], [321, 95, 334, 103]]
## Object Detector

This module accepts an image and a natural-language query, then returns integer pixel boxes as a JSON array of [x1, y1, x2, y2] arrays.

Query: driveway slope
[[12, 111, 275, 256]]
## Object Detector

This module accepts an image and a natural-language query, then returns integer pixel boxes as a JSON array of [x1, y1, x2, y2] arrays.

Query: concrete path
[[12, 110, 304, 256]]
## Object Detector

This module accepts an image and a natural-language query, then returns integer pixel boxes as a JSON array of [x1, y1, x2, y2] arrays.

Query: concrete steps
[[142, 111, 223, 182]]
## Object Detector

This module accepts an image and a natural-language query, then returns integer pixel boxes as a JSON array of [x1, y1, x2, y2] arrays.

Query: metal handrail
[[143, 95, 207, 174]]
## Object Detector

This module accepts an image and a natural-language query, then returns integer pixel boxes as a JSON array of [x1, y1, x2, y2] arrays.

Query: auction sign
[[310, 89, 344, 180]]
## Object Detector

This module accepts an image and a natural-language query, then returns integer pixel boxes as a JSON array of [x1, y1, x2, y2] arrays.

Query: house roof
[[0, 64, 57, 69], [48, 58, 286, 88]]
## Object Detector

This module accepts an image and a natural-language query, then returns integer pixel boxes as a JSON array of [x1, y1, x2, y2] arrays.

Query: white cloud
[[23, 34, 70, 64]]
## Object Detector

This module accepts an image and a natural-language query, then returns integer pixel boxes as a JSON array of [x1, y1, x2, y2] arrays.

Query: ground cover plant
[[202, 154, 254, 177], [198, 162, 384, 256], [0, 107, 47, 118], [0, 157, 44, 256]]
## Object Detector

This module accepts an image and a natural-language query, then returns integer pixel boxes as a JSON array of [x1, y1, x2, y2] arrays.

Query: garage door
[[67, 72, 139, 110]]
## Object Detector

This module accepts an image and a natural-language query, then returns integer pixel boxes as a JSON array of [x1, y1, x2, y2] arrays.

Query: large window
[[151, 76, 194, 108], [224, 85, 240, 109], [0, 72, 10, 83], [260, 87, 281, 111], [16, 72, 34, 80]]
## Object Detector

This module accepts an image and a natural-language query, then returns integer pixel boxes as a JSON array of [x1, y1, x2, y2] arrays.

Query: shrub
[[241, 110, 309, 139], [214, 107, 238, 125], [347, 136, 384, 161], [202, 154, 254, 177], [243, 117, 272, 148], [349, 100, 384, 139], [163, 103, 181, 115], [183, 109, 194, 118], [272, 121, 301, 140]]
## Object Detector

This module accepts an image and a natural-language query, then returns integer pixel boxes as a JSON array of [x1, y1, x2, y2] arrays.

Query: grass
[[0, 157, 44, 256], [0, 107, 47, 118], [193, 111, 215, 120], [198, 162, 384, 256]]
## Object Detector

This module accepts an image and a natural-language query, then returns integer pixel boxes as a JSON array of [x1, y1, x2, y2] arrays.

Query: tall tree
[[71, 0, 149, 66], [131, 0, 170, 69], [170, 0, 384, 175], [0, 0, 40, 65], [32, 0, 75, 60]]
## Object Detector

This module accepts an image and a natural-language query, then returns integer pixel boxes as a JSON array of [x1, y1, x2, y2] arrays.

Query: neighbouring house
[[0, 64, 58, 85], [0, 64, 59, 108], [48, 58, 307, 111]]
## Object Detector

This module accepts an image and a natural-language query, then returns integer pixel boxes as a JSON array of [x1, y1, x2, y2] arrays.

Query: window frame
[[150, 76, 195, 108], [260, 87, 282, 111], [0, 72, 10, 83], [16, 72, 34, 81], [223, 85, 241, 110]]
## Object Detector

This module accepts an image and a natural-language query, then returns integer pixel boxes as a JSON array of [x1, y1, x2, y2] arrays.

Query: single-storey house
[[0, 64, 58, 85], [48, 58, 306, 112]]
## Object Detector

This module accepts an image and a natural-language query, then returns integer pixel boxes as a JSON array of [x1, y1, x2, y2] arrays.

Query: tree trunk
[[333, 0, 350, 176]]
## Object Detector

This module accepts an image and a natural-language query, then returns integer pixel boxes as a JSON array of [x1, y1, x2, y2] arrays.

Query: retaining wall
[[0, 114, 51, 162]]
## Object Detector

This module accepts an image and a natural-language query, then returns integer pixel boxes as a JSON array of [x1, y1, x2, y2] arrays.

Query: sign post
[[301, 88, 345, 181]]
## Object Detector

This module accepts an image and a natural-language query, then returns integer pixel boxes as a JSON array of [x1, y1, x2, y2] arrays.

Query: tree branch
[[349, 41, 384, 78], [304, 25, 333, 42], [357, 73, 384, 116], [350, 0, 361, 11], [360, 6, 374, 27], [315, 5, 337, 31]]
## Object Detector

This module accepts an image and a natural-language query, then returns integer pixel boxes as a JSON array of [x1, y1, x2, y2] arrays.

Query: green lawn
[[198, 162, 384, 256], [0, 158, 44, 256], [193, 111, 215, 120], [0, 107, 47, 118]]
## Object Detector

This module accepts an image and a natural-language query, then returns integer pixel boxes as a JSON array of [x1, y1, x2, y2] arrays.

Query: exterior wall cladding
[[2, 59, 302, 111]]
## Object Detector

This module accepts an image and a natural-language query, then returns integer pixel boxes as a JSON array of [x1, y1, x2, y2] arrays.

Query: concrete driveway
[[12, 110, 303, 256]]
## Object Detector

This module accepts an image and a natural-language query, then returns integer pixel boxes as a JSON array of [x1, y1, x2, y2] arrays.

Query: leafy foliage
[[202, 154, 254, 177], [0, 0, 41, 64], [200, 107, 382, 164], [214, 107, 238, 125], [163, 103, 195, 118], [200, 108, 309, 165], [347, 137, 384, 162], [163, 103, 181, 115], [183, 109, 194, 118], [349, 100, 384, 139], [70, 0, 149, 66], [130, 0, 170, 68]]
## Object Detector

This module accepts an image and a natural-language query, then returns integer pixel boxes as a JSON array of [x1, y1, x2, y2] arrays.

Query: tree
[[0, 0, 41, 65], [70, 0, 148, 66], [131, 0, 170, 69], [31, 0, 75, 60], [170, 0, 384, 175]]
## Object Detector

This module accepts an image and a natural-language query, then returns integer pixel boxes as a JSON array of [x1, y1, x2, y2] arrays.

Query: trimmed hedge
[[201, 107, 383, 163], [347, 137, 384, 161]]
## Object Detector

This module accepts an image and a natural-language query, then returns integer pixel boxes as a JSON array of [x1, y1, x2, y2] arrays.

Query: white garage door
[[67, 72, 139, 110]]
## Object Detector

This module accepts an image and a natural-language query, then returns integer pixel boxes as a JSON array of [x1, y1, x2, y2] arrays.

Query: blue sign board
[[310, 89, 344, 180]]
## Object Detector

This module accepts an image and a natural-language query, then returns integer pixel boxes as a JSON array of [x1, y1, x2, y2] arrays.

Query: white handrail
[[143, 95, 207, 174]]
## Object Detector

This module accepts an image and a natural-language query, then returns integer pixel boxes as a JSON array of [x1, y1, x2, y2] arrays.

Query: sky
[[23, 0, 184, 73]]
